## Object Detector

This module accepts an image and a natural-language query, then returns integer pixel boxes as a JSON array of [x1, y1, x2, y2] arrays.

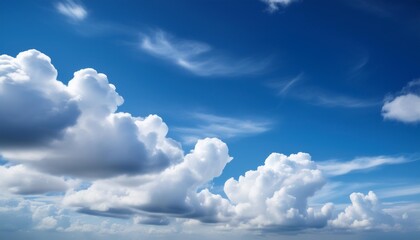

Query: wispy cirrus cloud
[[268, 73, 379, 108], [261, 0, 299, 12], [140, 30, 269, 77], [377, 185, 420, 199], [174, 113, 271, 144], [56, 0, 87, 21], [318, 155, 410, 176]]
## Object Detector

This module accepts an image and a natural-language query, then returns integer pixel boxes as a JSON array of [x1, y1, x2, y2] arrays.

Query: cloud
[[0, 50, 80, 147], [268, 75, 378, 108], [224, 152, 333, 230], [382, 79, 420, 123], [0, 164, 71, 195], [0, 50, 185, 178], [261, 0, 299, 12], [318, 156, 409, 176], [56, 0, 87, 21], [330, 191, 395, 230], [63, 138, 234, 223], [0, 49, 405, 234], [140, 30, 268, 77], [175, 113, 271, 144], [377, 185, 420, 199], [0, 197, 70, 232]]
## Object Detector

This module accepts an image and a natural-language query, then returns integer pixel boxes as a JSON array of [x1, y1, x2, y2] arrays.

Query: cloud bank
[[0, 49, 407, 234]]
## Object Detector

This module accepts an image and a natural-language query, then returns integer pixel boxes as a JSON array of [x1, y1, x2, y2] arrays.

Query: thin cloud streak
[[378, 185, 420, 199], [268, 75, 379, 108], [140, 30, 269, 77], [318, 156, 410, 176], [56, 0, 87, 21], [175, 113, 271, 144], [261, 0, 299, 12]]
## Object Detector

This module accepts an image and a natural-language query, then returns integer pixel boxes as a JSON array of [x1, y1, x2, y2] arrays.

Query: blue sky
[[0, 0, 419, 239]]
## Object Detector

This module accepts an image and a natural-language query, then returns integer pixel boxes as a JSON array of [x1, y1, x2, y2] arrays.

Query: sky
[[0, 0, 420, 239]]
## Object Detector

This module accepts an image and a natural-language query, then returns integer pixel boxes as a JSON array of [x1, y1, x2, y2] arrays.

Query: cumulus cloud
[[382, 79, 420, 123], [225, 152, 333, 229], [0, 50, 80, 147], [0, 49, 403, 233], [330, 191, 395, 230], [261, 0, 299, 12], [56, 0, 87, 21], [0, 164, 71, 195], [0, 197, 70, 232], [0, 50, 184, 178], [63, 138, 233, 223], [140, 30, 268, 76]]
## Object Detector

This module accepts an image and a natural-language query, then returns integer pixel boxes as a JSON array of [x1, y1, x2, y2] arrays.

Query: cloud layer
[[0, 49, 407, 234]]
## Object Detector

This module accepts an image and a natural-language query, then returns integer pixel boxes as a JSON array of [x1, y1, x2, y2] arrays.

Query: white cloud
[[0, 50, 184, 178], [224, 152, 333, 229], [0, 165, 71, 195], [261, 0, 299, 12], [318, 156, 409, 176], [377, 185, 420, 199], [330, 191, 395, 230], [0, 49, 407, 234], [382, 79, 420, 123], [140, 30, 268, 76], [63, 138, 233, 223], [0, 197, 70, 232], [56, 0, 87, 21], [0, 50, 80, 147], [175, 113, 271, 144], [382, 94, 420, 123]]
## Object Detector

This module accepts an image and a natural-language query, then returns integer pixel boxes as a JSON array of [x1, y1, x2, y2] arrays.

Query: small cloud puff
[[330, 191, 395, 230], [382, 79, 420, 123]]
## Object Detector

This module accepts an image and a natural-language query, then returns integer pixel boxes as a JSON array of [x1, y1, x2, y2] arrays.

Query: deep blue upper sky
[[1, 3, 420, 237]]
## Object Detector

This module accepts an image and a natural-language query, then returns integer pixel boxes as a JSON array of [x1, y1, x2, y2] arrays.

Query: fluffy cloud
[[63, 138, 233, 223], [261, 0, 299, 12], [0, 197, 70, 232], [225, 152, 333, 229], [0, 164, 71, 195], [382, 79, 420, 123], [330, 191, 395, 230], [0, 49, 403, 234], [0, 50, 183, 178], [0, 50, 80, 147]]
